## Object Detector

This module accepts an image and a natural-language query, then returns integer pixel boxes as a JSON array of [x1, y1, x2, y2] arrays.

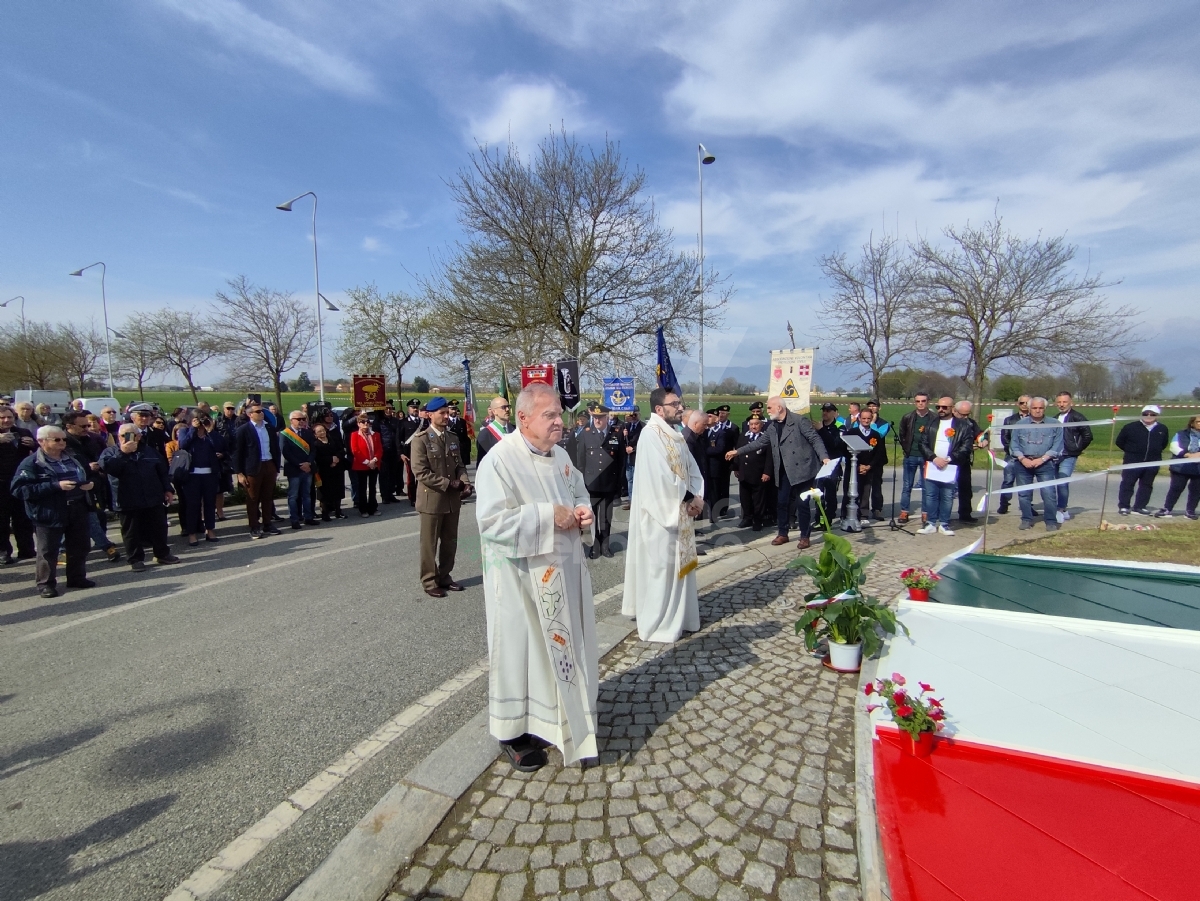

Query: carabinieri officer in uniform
[[574, 403, 625, 559]]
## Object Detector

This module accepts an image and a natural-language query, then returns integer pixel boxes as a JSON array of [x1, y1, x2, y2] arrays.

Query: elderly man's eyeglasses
[[45, 437, 66, 443], [291, 417, 308, 422]]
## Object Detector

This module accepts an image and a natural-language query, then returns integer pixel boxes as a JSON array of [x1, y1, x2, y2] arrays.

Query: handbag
[[168, 447, 192, 485]]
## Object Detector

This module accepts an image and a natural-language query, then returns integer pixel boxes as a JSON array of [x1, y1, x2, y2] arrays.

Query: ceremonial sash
[[486, 421, 508, 442], [530, 559, 594, 753], [650, 421, 699, 579], [283, 428, 320, 487]]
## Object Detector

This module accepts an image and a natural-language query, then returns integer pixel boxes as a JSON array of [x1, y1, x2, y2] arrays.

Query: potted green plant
[[899, 567, 940, 601], [790, 491, 906, 672], [865, 673, 946, 756]]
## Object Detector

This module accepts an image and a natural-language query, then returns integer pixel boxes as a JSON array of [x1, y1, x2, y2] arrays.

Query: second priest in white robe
[[621, 412, 706, 642]]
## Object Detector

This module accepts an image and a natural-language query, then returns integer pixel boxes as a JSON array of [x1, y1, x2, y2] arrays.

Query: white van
[[13, 390, 72, 420], [80, 397, 121, 415]]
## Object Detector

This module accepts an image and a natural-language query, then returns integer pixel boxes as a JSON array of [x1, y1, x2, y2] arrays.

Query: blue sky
[[3, 0, 1198, 394]]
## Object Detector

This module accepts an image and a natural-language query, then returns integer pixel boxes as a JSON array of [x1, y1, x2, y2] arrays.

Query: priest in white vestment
[[475, 383, 599, 770], [622, 388, 707, 643]]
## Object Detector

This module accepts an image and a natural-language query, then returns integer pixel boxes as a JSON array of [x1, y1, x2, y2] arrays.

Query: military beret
[[425, 396, 449, 412], [749, 412, 763, 421], [706, 408, 717, 415], [748, 401, 764, 410], [718, 404, 731, 413]]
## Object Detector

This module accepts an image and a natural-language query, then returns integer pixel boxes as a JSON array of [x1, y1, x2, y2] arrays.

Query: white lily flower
[[799, 488, 822, 500]]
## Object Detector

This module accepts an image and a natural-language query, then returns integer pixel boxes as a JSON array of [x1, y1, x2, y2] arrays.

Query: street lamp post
[[276, 192, 326, 403], [1, 296, 29, 389], [68, 263, 115, 394], [697, 143, 715, 412]]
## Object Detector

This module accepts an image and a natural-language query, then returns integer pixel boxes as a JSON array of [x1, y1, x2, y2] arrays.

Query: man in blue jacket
[[281, 409, 318, 529], [98, 425, 180, 572], [10, 425, 96, 597], [1115, 404, 1171, 515]]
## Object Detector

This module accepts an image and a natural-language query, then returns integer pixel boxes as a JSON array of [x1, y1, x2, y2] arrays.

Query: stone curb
[[286, 533, 802, 901]]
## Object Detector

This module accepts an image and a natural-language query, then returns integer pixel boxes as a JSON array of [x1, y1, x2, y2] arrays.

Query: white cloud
[[154, 0, 378, 98], [362, 236, 385, 252], [466, 77, 596, 153]]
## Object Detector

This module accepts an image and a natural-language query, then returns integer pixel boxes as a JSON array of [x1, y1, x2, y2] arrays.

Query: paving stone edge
[[286, 533, 800, 901]]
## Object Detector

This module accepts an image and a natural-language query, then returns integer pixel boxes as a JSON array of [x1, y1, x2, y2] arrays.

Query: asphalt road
[[0, 459, 1133, 901]]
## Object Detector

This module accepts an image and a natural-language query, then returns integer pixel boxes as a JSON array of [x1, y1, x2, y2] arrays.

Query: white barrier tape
[[980, 457, 1194, 499], [987, 417, 1116, 431]]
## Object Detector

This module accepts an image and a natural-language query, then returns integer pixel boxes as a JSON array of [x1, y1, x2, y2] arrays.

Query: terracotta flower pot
[[907, 587, 930, 601], [905, 731, 936, 758]]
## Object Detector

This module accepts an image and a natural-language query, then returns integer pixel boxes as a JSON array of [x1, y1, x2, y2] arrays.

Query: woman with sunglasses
[[349, 414, 382, 517], [1155, 415, 1200, 520]]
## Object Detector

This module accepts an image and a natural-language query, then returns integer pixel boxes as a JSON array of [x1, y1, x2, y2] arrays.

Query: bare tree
[[911, 214, 1133, 408], [816, 232, 919, 400], [335, 284, 430, 400], [15, 322, 67, 390], [144, 309, 220, 403], [56, 320, 104, 397], [424, 130, 729, 383], [112, 316, 162, 401], [1069, 361, 1114, 403], [1113, 358, 1168, 403], [213, 276, 316, 411]]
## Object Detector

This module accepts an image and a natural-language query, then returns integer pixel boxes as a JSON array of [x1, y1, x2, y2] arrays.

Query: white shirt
[[934, 419, 954, 458], [252, 419, 272, 460]]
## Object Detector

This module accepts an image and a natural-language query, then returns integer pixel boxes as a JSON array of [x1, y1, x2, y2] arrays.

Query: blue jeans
[[900, 455, 925, 513], [287, 472, 314, 524], [923, 482, 955, 527], [626, 463, 635, 499], [89, 510, 114, 550], [1055, 455, 1078, 511], [1016, 461, 1058, 525]]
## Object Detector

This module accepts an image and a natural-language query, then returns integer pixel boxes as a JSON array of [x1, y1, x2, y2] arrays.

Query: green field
[[112, 391, 1196, 471]]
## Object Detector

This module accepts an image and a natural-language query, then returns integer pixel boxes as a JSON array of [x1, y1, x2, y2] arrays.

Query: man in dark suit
[[815, 403, 845, 525], [232, 402, 282, 539], [727, 396, 830, 549], [953, 400, 981, 523], [476, 396, 516, 463], [843, 408, 887, 523], [732, 413, 773, 530], [375, 404, 401, 503], [281, 408, 319, 528]]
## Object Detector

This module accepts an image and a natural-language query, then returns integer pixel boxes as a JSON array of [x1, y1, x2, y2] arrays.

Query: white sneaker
[[1062, 510, 1071, 521], [1055, 511, 1065, 524], [916, 524, 937, 535], [938, 525, 955, 536]]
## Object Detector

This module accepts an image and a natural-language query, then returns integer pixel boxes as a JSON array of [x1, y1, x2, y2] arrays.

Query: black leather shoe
[[39, 585, 58, 598], [66, 579, 96, 589], [304, 519, 320, 526], [444, 581, 465, 592], [0, 555, 12, 566], [157, 555, 181, 564], [264, 526, 282, 535], [425, 587, 447, 598], [130, 561, 146, 572], [291, 522, 303, 530]]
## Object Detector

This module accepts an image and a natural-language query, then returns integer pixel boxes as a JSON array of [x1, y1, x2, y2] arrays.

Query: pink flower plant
[[864, 673, 946, 738]]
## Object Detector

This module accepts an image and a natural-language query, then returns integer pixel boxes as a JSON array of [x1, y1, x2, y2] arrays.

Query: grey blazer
[[736, 410, 829, 485]]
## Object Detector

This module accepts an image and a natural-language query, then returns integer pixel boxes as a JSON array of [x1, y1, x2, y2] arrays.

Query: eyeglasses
[[661, 401, 684, 409], [1143, 412, 1158, 417], [248, 409, 264, 415], [936, 405, 952, 410], [291, 417, 308, 422], [496, 405, 510, 411], [45, 437, 66, 443]]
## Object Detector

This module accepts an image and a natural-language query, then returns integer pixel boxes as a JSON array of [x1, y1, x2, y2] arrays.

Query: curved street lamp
[[68, 263, 115, 394], [1, 296, 30, 389], [276, 192, 328, 402], [697, 143, 715, 412]]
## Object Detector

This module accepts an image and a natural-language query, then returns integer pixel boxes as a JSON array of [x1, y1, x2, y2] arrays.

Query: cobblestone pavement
[[385, 522, 945, 901]]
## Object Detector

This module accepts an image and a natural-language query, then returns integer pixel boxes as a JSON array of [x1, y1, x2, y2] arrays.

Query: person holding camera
[[10, 426, 96, 597], [100, 426, 181, 572], [178, 413, 226, 546], [410, 397, 471, 597]]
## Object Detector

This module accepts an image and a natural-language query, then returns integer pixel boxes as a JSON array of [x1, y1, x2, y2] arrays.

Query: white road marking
[[163, 658, 489, 901], [12, 529, 421, 644]]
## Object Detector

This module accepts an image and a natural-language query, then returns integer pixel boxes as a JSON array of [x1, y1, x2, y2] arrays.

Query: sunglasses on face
[[936, 405, 952, 410], [45, 437, 66, 443]]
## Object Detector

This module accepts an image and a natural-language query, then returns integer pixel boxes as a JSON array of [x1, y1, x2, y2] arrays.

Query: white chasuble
[[621, 413, 707, 642], [475, 434, 599, 764]]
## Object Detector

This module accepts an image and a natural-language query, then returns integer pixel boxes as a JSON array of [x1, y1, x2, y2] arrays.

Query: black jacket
[[447, 417, 472, 465], [99, 446, 171, 510], [918, 416, 975, 466], [280, 426, 317, 477], [476, 420, 515, 463], [232, 421, 281, 476], [682, 427, 707, 482], [0, 427, 36, 488], [816, 421, 845, 460], [898, 410, 937, 457], [1058, 409, 1094, 457], [1115, 421, 1170, 464], [733, 429, 773, 484], [621, 419, 644, 464], [575, 422, 625, 494], [1000, 411, 1022, 456]]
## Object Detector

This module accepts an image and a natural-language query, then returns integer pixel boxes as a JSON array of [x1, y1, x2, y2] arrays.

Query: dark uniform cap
[[631, 405, 640, 413], [706, 408, 717, 415], [821, 402, 838, 412], [593, 404, 610, 414], [748, 412, 763, 421], [447, 398, 460, 407], [407, 399, 420, 409], [748, 401, 764, 410], [585, 401, 598, 412], [717, 404, 730, 413]]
